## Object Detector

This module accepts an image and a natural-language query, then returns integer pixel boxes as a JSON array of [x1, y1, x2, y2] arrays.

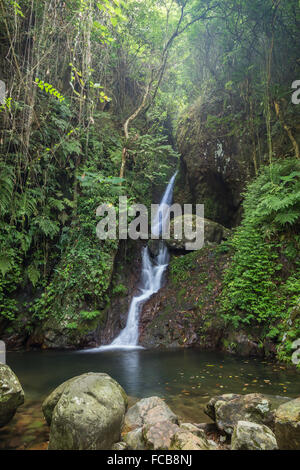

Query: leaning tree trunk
[[119, 82, 150, 179]]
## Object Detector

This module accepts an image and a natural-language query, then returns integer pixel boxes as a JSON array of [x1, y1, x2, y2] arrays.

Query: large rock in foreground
[[0, 363, 24, 427], [42, 373, 127, 450], [122, 396, 218, 450], [231, 421, 278, 450], [274, 397, 300, 450], [205, 393, 291, 435]]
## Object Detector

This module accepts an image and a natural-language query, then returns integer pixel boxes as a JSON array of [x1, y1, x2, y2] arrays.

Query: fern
[[48, 197, 65, 211], [244, 158, 300, 233], [26, 263, 40, 287], [0, 165, 14, 215], [17, 191, 38, 218], [0, 254, 13, 277], [33, 216, 60, 238]]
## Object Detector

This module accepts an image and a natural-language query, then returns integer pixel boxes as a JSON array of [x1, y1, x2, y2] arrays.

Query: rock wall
[[174, 96, 255, 227]]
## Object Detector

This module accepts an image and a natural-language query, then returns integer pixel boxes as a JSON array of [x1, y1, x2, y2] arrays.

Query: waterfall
[[99, 172, 177, 350], [152, 171, 177, 237]]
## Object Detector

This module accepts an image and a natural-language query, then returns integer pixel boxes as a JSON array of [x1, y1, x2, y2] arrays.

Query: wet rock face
[[274, 397, 300, 450], [42, 372, 127, 450], [205, 393, 292, 435], [100, 241, 143, 346], [0, 364, 24, 427], [175, 97, 254, 227]]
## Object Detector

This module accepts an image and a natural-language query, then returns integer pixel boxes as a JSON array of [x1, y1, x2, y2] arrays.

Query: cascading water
[[99, 172, 177, 350]]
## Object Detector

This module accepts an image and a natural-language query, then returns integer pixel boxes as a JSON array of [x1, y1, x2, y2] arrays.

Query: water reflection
[[6, 348, 300, 415]]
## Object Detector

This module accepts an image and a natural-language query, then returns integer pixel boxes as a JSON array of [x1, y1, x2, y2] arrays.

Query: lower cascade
[[99, 172, 177, 350], [110, 243, 169, 348]]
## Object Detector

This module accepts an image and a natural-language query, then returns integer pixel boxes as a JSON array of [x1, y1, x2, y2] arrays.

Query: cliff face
[[174, 96, 255, 227]]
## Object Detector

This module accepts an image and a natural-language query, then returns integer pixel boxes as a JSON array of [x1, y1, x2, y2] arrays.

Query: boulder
[[111, 442, 128, 450], [231, 421, 278, 450], [143, 420, 181, 450], [224, 332, 264, 357], [123, 397, 216, 450], [42, 375, 79, 426], [0, 363, 24, 427], [123, 428, 145, 450], [205, 393, 291, 435], [274, 397, 300, 450], [124, 396, 178, 430], [42, 372, 127, 450], [180, 422, 207, 438], [162, 215, 230, 252], [170, 430, 218, 450]]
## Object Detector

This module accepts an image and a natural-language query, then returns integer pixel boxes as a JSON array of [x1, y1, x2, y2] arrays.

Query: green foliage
[[35, 78, 65, 102], [170, 251, 199, 285], [243, 159, 300, 235], [221, 223, 283, 328], [125, 132, 179, 205], [80, 310, 101, 320], [112, 283, 127, 296], [220, 158, 300, 364]]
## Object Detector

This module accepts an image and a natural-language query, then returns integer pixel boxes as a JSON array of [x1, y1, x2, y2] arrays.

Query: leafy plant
[[35, 78, 65, 102]]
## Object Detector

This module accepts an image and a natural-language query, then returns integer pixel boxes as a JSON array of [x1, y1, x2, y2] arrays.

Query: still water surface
[[1, 348, 300, 449]]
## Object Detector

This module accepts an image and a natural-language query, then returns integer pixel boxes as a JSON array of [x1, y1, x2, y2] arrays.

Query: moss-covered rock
[[205, 393, 292, 435], [274, 397, 300, 450], [123, 427, 145, 450], [163, 215, 231, 251], [231, 421, 278, 450], [0, 364, 24, 427], [170, 429, 217, 450], [43, 372, 128, 450]]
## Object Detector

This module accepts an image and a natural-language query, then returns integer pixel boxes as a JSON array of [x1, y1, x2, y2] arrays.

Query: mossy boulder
[[274, 397, 300, 450], [163, 215, 231, 251], [170, 429, 218, 450], [205, 393, 291, 435], [0, 363, 24, 427], [231, 421, 278, 450], [43, 372, 128, 450], [222, 331, 264, 357], [123, 427, 145, 450]]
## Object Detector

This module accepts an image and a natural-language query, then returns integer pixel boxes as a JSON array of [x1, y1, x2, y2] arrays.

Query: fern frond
[[0, 165, 14, 215], [0, 254, 12, 277], [33, 216, 60, 238], [26, 263, 40, 287]]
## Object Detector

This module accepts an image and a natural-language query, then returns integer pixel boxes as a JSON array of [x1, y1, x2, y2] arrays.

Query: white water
[[98, 172, 177, 351], [152, 171, 178, 237]]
